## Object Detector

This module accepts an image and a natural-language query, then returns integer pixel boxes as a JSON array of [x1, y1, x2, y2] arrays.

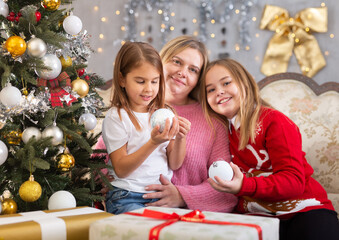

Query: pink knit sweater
[[94, 102, 237, 212], [171, 102, 237, 212]]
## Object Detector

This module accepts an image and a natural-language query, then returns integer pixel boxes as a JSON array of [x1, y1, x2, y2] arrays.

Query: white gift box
[[89, 207, 279, 240]]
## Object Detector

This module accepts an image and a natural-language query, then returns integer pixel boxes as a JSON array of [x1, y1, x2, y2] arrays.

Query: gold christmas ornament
[[71, 78, 89, 98], [22, 88, 28, 96], [59, 56, 72, 69], [41, 0, 61, 11], [5, 129, 22, 145], [1, 198, 17, 214], [19, 175, 42, 202], [260, 5, 328, 77], [5, 36, 27, 57], [56, 149, 75, 172]]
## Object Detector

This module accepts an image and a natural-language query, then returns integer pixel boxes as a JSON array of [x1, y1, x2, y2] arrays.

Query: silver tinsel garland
[[119, 0, 257, 47], [1, 25, 101, 123]]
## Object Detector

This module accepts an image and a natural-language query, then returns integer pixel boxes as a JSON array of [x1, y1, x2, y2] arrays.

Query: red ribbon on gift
[[126, 209, 263, 240], [37, 72, 77, 107]]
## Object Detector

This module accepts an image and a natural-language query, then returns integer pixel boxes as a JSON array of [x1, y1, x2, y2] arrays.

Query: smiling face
[[205, 64, 241, 119], [120, 61, 160, 112], [163, 48, 203, 104]]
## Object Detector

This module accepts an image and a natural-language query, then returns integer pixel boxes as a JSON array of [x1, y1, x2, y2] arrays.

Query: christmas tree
[[0, 0, 111, 213]]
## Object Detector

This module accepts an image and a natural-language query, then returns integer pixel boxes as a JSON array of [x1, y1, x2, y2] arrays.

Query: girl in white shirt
[[102, 42, 190, 214]]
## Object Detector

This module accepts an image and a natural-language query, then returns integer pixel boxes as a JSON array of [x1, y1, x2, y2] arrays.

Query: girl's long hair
[[160, 35, 209, 102], [201, 58, 271, 150], [111, 42, 165, 130]]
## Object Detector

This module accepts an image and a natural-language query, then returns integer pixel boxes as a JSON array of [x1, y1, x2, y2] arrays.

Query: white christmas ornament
[[36, 54, 62, 80], [48, 190, 76, 210], [0, 84, 22, 108], [42, 124, 63, 145], [208, 160, 234, 182], [22, 127, 42, 144], [63, 14, 83, 35], [27, 37, 47, 58], [0, 1, 9, 17], [150, 108, 175, 132], [79, 113, 97, 131], [0, 140, 8, 166]]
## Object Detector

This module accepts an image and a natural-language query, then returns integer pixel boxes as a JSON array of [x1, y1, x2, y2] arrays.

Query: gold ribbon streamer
[[260, 5, 328, 77]]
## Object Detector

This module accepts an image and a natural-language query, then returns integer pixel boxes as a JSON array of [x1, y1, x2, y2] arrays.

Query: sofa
[[258, 72, 339, 215]]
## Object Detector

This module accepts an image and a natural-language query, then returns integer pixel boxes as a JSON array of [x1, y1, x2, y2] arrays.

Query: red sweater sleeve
[[236, 110, 309, 202]]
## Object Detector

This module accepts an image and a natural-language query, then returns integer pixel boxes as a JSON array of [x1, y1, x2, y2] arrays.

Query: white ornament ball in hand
[[208, 160, 234, 182], [63, 15, 83, 35], [0, 140, 8, 166], [22, 127, 42, 144], [0, 84, 22, 108], [48, 190, 76, 210], [36, 54, 62, 80], [79, 113, 97, 131], [150, 108, 175, 132]]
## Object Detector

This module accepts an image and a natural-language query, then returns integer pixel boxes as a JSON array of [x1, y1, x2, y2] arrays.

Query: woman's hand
[[176, 116, 191, 139], [207, 162, 244, 194], [143, 174, 186, 208]]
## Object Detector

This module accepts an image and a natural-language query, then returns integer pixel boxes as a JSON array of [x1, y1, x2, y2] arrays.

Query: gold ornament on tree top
[[260, 5, 328, 78], [41, 0, 61, 11], [19, 175, 42, 202]]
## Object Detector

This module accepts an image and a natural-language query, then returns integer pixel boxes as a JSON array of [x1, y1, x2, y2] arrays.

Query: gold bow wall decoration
[[260, 5, 328, 77]]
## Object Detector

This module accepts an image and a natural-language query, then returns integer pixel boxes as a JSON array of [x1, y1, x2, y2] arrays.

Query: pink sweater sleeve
[[175, 118, 238, 212]]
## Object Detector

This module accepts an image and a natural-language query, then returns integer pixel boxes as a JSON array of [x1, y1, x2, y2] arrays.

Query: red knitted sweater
[[230, 107, 334, 217]]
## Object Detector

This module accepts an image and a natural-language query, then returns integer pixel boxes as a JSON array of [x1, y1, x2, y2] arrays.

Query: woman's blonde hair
[[201, 58, 270, 150], [111, 41, 165, 131], [159, 35, 209, 101]]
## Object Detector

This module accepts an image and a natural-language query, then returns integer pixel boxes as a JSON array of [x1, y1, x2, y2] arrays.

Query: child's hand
[[207, 162, 244, 194], [151, 117, 179, 145], [176, 116, 191, 139]]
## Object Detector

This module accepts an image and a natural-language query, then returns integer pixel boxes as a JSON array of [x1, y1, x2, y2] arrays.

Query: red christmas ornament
[[35, 11, 41, 22], [76, 68, 85, 77], [7, 15, 15, 21], [84, 75, 90, 81], [15, 16, 20, 22], [7, 12, 15, 22]]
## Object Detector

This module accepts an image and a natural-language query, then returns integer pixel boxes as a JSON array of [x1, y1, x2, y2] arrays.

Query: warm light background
[[69, 0, 338, 84]]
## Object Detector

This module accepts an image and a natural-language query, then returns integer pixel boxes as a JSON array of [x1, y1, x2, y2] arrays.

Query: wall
[[71, 0, 339, 85]]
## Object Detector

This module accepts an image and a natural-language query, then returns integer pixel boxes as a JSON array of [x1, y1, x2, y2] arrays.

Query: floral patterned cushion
[[260, 79, 339, 214]]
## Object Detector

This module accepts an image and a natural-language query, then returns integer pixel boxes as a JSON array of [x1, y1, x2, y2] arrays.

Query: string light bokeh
[[72, 0, 338, 84]]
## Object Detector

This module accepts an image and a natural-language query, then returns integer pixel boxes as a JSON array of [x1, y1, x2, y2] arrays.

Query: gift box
[[0, 206, 113, 240], [89, 207, 279, 240]]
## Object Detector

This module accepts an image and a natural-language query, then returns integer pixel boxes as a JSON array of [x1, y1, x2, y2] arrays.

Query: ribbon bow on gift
[[37, 72, 77, 107], [260, 5, 328, 77], [126, 209, 263, 240]]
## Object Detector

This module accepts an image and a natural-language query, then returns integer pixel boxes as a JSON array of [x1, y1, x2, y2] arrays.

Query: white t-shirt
[[102, 107, 173, 193]]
